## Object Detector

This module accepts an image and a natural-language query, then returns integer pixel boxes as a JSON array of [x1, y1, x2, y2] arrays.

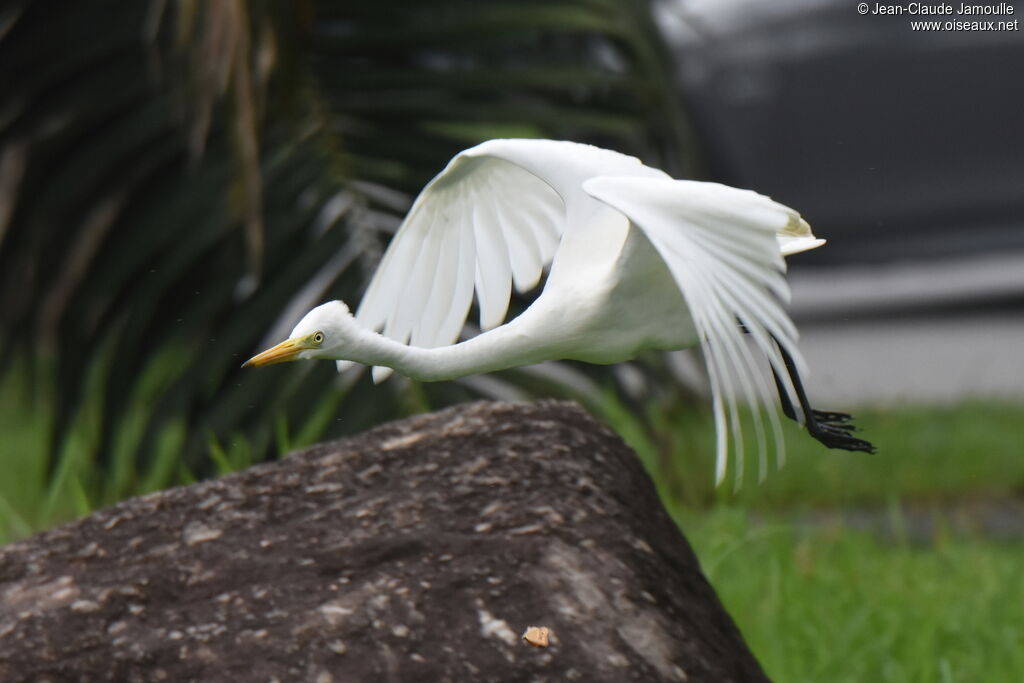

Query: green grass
[[598, 392, 1024, 683], [0, 358, 185, 540], [679, 507, 1024, 683], [0, 359, 291, 543], [599, 393, 1024, 509]]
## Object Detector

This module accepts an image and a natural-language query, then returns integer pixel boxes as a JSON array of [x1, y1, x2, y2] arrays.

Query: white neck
[[344, 315, 550, 382]]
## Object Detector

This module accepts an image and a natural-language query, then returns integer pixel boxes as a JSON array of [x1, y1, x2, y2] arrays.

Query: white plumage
[[245, 139, 872, 485]]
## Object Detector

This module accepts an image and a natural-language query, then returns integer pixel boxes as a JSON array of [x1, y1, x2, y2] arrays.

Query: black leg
[[771, 363, 798, 422], [770, 338, 876, 454]]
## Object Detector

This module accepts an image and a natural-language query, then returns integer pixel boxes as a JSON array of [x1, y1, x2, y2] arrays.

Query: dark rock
[[0, 401, 770, 682]]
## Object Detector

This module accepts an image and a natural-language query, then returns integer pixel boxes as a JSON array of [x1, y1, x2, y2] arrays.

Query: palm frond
[[0, 0, 697, 491]]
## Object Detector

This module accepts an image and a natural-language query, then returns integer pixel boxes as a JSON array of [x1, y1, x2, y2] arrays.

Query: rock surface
[[0, 401, 770, 682]]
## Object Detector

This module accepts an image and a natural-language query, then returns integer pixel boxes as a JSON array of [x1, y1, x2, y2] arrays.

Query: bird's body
[[384, 212, 694, 376], [246, 139, 873, 482]]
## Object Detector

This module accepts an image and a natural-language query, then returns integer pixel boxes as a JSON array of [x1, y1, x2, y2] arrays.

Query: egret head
[[243, 300, 357, 367]]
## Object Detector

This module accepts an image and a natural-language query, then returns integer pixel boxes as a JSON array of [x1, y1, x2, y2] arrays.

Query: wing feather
[[355, 142, 580, 347], [523, 197, 562, 263], [412, 217, 459, 347], [472, 203, 514, 330], [388, 208, 443, 345], [434, 216, 478, 346], [358, 216, 421, 333], [584, 175, 807, 485], [500, 202, 544, 293]]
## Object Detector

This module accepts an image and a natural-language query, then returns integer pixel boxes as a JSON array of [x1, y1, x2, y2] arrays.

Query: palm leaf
[[0, 0, 697, 492]]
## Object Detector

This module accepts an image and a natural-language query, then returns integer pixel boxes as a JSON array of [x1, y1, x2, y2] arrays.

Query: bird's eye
[[312, 331, 324, 345]]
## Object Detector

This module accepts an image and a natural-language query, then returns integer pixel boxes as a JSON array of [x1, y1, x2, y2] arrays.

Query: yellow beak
[[242, 337, 307, 368]]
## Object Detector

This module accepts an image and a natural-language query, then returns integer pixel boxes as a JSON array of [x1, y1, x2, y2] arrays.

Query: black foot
[[806, 411, 876, 453], [764, 333, 878, 454]]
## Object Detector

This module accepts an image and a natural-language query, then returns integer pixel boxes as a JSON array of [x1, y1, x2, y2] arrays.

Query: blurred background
[[660, 0, 1024, 405], [1, 1, 1022, 680]]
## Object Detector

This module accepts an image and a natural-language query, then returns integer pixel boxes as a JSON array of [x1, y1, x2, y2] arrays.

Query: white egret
[[245, 139, 874, 483]]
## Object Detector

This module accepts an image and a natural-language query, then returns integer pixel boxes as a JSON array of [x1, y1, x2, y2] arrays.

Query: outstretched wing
[[351, 139, 652, 381], [584, 176, 810, 487]]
